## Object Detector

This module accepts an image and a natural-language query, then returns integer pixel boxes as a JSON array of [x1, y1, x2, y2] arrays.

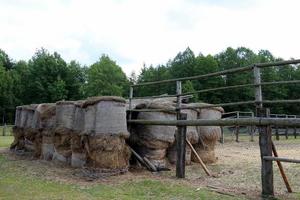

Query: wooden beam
[[271, 142, 292, 193], [263, 156, 300, 163], [186, 139, 212, 176], [176, 113, 187, 178]]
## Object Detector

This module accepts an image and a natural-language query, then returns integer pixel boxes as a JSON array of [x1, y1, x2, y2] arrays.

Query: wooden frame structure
[[127, 59, 300, 198]]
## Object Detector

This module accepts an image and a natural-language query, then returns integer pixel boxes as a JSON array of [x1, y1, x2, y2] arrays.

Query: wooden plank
[[186, 139, 212, 176], [257, 108, 274, 197], [271, 142, 292, 193]]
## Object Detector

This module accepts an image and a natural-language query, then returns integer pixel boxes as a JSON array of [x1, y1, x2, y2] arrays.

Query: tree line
[[1, 47, 299, 123]]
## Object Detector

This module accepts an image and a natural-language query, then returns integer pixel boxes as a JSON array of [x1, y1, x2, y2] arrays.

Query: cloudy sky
[[1, 0, 300, 75]]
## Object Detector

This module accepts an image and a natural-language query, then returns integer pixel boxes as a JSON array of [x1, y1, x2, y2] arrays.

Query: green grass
[[0, 154, 242, 200], [0, 136, 13, 147]]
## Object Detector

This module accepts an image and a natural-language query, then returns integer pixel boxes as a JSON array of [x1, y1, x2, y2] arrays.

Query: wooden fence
[[128, 59, 300, 197]]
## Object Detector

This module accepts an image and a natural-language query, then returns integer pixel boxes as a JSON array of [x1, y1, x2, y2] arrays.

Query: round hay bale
[[56, 101, 76, 134], [166, 143, 192, 165], [41, 135, 54, 160], [39, 104, 56, 130], [181, 108, 199, 144], [73, 101, 85, 134], [86, 135, 131, 171], [94, 100, 128, 137], [135, 146, 168, 168], [134, 111, 176, 146], [71, 152, 86, 168], [192, 107, 223, 164], [53, 133, 72, 164], [82, 103, 96, 135], [15, 106, 22, 127]]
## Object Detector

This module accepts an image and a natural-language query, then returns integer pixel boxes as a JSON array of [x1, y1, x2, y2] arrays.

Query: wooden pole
[[176, 113, 187, 178], [220, 126, 224, 144], [271, 142, 292, 193], [254, 65, 274, 197], [186, 139, 212, 176], [285, 115, 289, 140], [250, 112, 254, 142], [235, 112, 239, 142], [257, 108, 274, 197]]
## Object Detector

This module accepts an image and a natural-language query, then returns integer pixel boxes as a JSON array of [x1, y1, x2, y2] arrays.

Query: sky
[[1, 0, 300, 76]]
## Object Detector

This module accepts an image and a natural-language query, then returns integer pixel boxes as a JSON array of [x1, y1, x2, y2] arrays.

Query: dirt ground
[[1, 136, 300, 199]]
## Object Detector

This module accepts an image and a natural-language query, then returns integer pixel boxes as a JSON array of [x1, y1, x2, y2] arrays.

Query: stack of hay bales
[[53, 101, 75, 164], [129, 100, 178, 168], [190, 103, 224, 164], [39, 104, 56, 160], [82, 97, 131, 172]]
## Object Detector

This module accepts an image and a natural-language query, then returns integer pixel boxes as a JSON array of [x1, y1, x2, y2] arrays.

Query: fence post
[[220, 126, 224, 144], [175, 81, 186, 178], [254, 65, 274, 197], [176, 113, 187, 178], [285, 115, 288, 139], [250, 112, 254, 142], [235, 111, 239, 142]]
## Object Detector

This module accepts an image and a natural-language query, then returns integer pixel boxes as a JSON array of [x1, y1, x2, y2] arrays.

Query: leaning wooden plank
[[186, 139, 212, 176], [143, 157, 157, 172], [271, 142, 292, 193]]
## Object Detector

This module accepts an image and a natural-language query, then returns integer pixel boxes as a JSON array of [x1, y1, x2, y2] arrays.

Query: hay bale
[[70, 134, 86, 167], [167, 143, 192, 165], [41, 135, 54, 160], [181, 107, 199, 144], [135, 146, 168, 168], [191, 106, 224, 164], [53, 133, 72, 164], [86, 135, 131, 171], [134, 111, 176, 148], [56, 101, 76, 133], [39, 104, 56, 130], [14, 106, 22, 127], [73, 101, 85, 134]]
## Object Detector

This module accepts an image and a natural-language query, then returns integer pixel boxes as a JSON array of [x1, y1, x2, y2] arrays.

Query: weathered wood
[[186, 139, 212, 176], [176, 113, 187, 178], [128, 118, 300, 127], [143, 157, 157, 172], [263, 156, 300, 163], [271, 142, 292, 193], [285, 115, 289, 140], [275, 125, 280, 140], [220, 126, 224, 144], [257, 108, 274, 197]]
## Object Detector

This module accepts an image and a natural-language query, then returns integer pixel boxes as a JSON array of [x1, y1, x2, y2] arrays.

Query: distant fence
[[0, 124, 14, 136], [221, 111, 299, 142]]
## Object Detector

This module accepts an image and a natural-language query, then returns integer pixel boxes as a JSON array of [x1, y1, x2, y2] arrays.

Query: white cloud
[[0, 0, 300, 75]]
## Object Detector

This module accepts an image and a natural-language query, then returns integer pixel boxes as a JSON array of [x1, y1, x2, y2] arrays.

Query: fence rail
[[128, 59, 300, 197]]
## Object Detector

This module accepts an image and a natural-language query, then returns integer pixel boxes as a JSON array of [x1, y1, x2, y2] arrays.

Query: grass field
[[0, 135, 299, 199]]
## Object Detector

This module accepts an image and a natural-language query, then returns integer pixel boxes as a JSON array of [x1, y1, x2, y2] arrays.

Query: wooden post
[[275, 115, 279, 140], [285, 115, 288, 140], [293, 116, 297, 139], [176, 113, 187, 178], [250, 112, 254, 142], [254, 65, 274, 197], [235, 112, 240, 142], [175, 81, 186, 178], [220, 126, 224, 144], [128, 87, 133, 120], [257, 108, 274, 197]]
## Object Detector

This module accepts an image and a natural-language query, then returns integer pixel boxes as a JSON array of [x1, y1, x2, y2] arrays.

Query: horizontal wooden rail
[[128, 118, 300, 127], [128, 99, 300, 113], [263, 156, 300, 163], [132, 80, 300, 99], [132, 59, 300, 87]]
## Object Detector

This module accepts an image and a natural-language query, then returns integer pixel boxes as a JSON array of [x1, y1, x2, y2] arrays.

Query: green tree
[[85, 55, 129, 97]]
